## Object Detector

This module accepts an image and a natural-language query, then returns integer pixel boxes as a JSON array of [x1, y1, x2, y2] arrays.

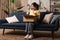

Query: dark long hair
[[32, 2, 39, 10]]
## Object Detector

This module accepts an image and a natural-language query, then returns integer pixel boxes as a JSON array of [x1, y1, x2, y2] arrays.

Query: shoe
[[28, 35, 33, 39], [24, 34, 29, 39]]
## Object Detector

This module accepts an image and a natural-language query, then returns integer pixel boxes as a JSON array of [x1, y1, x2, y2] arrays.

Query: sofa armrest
[[55, 17, 59, 26], [0, 19, 8, 24], [55, 17, 59, 27], [54, 17, 59, 31]]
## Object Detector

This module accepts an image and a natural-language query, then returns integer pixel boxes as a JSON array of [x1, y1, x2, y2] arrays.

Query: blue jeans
[[25, 23, 33, 33]]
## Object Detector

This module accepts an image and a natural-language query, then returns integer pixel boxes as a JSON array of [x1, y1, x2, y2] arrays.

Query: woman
[[24, 2, 40, 39]]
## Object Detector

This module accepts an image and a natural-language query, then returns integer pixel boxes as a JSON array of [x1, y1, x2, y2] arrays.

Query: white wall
[[20, 0, 28, 12], [40, 0, 50, 11], [28, 0, 40, 5], [28, 0, 50, 11]]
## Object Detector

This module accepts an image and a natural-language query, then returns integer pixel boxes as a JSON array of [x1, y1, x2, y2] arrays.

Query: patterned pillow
[[6, 15, 19, 23]]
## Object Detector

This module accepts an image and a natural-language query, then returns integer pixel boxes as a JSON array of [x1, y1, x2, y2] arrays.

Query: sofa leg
[[3, 29, 5, 35], [13, 29, 15, 31], [51, 31, 54, 40]]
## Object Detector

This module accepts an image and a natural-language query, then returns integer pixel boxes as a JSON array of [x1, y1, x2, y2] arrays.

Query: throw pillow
[[43, 13, 53, 24], [6, 15, 19, 23], [50, 15, 59, 24]]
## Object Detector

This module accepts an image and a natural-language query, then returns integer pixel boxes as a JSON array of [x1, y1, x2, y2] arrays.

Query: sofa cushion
[[2, 23, 29, 27], [34, 24, 56, 28], [6, 15, 19, 23], [9, 12, 26, 23], [34, 24, 57, 31], [43, 13, 53, 24], [39, 12, 46, 23], [10, 12, 26, 16], [34, 12, 46, 26], [14, 12, 26, 22]]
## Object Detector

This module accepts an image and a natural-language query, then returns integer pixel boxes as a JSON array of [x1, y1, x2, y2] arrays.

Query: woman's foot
[[28, 34, 33, 39], [24, 34, 29, 39]]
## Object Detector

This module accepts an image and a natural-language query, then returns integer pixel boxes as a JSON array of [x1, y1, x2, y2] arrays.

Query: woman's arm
[[34, 10, 40, 16]]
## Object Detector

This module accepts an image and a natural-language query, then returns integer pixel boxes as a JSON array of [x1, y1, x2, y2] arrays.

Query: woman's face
[[31, 5, 36, 10]]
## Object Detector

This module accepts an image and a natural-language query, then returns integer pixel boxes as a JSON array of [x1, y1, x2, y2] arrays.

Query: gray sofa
[[0, 11, 59, 40]]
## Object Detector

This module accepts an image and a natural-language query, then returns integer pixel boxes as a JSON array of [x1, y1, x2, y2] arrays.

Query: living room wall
[[0, 0, 28, 19], [0, 0, 8, 18], [0, 0, 54, 19], [28, 0, 50, 11], [40, 0, 50, 11]]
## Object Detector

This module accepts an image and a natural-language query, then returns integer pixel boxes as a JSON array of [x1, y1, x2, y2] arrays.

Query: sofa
[[0, 12, 28, 35], [0, 11, 59, 40]]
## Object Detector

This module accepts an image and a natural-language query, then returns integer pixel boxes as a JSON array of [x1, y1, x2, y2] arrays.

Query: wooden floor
[[0, 29, 60, 40]]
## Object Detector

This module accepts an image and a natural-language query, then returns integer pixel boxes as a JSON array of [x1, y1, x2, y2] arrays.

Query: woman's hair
[[32, 2, 39, 10]]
